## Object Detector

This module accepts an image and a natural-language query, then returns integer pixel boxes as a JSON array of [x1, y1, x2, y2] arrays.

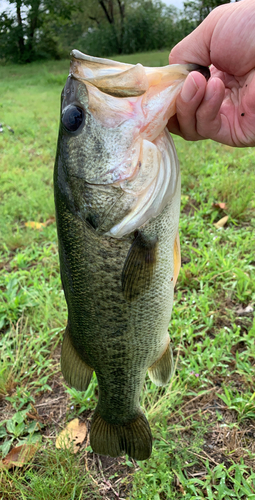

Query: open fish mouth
[[70, 49, 210, 98], [65, 50, 210, 238]]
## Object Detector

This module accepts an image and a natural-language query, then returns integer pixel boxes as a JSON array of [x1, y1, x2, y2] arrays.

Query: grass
[[0, 50, 255, 499]]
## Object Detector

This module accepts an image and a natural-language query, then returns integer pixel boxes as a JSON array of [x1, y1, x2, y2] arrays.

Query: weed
[[218, 387, 255, 422], [65, 372, 98, 415], [0, 406, 43, 457], [0, 54, 254, 499]]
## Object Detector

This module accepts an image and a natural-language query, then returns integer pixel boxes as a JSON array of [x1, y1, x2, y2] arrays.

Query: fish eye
[[62, 105, 84, 132]]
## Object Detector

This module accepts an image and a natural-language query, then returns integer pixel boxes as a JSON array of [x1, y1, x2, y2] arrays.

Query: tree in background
[[183, 0, 230, 24], [0, 0, 233, 63], [72, 0, 128, 55], [75, 0, 194, 57], [62, 0, 233, 56], [98, 0, 125, 54], [0, 0, 79, 62]]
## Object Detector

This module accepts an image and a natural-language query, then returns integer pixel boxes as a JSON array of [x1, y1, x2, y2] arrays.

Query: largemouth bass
[[54, 51, 209, 460]]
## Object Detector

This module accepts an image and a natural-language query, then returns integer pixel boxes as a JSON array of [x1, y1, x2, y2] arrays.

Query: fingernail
[[181, 75, 198, 102], [205, 78, 216, 101]]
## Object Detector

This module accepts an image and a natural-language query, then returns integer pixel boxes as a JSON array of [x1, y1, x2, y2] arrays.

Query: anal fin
[[148, 342, 174, 386], [90, 410, 152, 460], [122, 231, 158, 302], [61, 325, 94, 391]]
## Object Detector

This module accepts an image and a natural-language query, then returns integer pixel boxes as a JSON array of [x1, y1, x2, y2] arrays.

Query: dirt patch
[[35, 375, 68, 429], [167, 388, 255, 474], [83, 453, 135, 500], [204, 422, 255, 469]]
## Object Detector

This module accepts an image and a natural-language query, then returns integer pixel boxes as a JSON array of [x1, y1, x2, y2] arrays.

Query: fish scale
[[54, 51, 210, 460]]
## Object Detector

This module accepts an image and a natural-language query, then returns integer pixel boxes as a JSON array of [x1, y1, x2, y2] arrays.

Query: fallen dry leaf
[[212, 202, 227, 210], [56, 418, 87, 453], [25, 221, 46, 230], [214, 215, 229, 228], [0, 444, 39, 470], [25, 218, 55, 230]]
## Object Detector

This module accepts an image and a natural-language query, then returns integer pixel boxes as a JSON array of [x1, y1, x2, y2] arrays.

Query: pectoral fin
[[122, 231, 158, 302], [148, 342, 174, 386], [61, 325, 94, 391]]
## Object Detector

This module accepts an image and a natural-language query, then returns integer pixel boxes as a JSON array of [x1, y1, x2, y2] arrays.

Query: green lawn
[[0, 51, 255, 500]]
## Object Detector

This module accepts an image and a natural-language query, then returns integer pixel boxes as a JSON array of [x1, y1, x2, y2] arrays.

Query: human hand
[[167, 0, 255, 147]]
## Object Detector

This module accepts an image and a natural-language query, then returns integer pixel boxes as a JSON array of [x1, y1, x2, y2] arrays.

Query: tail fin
[[90, 410, 152, 460]]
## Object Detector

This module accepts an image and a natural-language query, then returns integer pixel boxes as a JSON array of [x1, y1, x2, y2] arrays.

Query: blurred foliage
[[0, 0, 80, 62], [77, 1, 196, 57], [183, 0, 229, 24], [0, 0, 232, 62]]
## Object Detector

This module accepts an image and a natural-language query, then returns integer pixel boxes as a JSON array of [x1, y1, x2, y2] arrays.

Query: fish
[[54, 51, 210, 461]]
